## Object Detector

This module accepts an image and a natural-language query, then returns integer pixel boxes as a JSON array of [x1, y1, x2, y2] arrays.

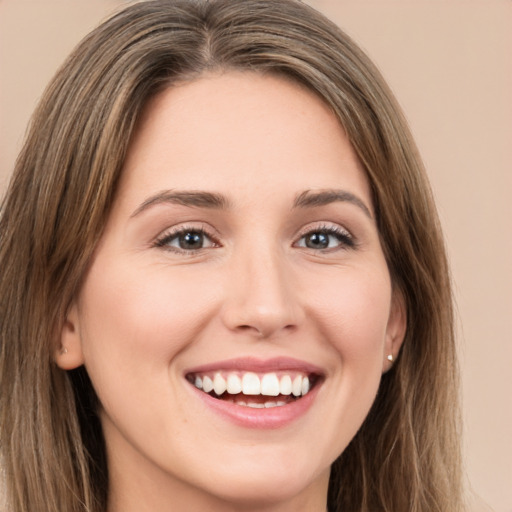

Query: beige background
[[0, 1, 510, 511]]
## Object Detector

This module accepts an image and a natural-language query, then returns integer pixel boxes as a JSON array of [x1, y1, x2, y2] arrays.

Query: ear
[[383, 288, 407, 373], [55, 303, 85, 370]]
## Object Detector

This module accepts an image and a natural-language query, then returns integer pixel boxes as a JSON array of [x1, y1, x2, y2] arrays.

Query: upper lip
[[184, 356, 324, 376]]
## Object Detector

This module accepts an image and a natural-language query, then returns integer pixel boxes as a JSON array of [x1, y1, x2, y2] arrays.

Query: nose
[[220, 246, 304, 339]]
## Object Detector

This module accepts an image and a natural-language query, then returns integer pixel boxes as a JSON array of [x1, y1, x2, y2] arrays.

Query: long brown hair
[[0, 1, 463, 510]]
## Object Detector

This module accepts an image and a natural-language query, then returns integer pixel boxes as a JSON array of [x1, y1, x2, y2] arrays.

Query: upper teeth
[[192, 372, 310, 397]]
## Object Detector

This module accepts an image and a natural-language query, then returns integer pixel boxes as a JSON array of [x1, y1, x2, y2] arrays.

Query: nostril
[[237, 324, 267, 337]]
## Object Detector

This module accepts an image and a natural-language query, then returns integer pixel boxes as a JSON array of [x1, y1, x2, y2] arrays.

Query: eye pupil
[[305, 232, 329, 249], [179, 232, 203, 249]]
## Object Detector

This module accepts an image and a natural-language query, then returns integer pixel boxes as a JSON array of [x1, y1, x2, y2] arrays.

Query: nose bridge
[[221, 237, 302, 338]]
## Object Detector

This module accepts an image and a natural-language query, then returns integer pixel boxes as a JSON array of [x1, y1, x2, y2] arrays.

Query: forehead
[[117, 71, 371, 211]]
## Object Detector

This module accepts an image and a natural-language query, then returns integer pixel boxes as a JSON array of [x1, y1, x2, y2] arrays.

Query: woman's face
[[59, 72, 405, 511]]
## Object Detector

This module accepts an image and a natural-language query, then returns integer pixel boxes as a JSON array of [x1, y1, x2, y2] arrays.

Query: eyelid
[[152, 221, 356, 255], [153, 223, 221, 252], [296, 222, 352, 238], [294, 222, 356, 250]]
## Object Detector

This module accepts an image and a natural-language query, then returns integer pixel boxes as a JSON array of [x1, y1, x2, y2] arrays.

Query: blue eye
[[155, 225, 353, 253], [156, 228, 217, 251], [296, 227, 354, 250]]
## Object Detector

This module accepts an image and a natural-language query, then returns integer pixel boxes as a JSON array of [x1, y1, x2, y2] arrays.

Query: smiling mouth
[[186, 371, 320, 409]]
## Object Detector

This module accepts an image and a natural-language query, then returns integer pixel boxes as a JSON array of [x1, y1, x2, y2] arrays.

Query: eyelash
[[294, 224, 355, 251], [154, 225, 219, 253], [154, 223, 355, 254]]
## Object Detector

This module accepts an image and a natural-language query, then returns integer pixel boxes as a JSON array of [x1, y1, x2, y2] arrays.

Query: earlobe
[[383, 290, 407, 372], [55, 304, 85, 370]]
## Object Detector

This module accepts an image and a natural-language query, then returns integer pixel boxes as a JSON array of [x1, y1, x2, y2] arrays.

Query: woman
[[0, 0, 463, 511]]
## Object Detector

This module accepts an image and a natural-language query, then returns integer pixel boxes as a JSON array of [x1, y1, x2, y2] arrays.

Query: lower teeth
[[200, 387, 303, 408], [228, 398, 289, 408], [240, 402, 285, 408]]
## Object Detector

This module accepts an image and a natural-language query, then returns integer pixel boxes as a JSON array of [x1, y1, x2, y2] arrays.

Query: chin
[[193, 456, 330, 508]]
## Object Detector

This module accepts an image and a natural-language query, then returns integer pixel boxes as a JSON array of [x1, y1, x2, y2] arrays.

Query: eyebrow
[[293, 189, 373, 219], [131, 190, 230, 217], [131, 188, 372, 219]]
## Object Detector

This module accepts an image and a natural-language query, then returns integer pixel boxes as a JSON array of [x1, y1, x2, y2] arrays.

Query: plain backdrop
[[0, 1, 510, 511]]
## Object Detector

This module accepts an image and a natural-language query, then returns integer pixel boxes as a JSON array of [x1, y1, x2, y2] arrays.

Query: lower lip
[[188, 382, 321, 429]]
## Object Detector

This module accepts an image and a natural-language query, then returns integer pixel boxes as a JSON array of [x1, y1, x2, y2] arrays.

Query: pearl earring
[[387, 354, 393, 362]]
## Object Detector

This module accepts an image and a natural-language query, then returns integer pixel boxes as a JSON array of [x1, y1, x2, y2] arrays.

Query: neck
[[108, 481, 329, 512]]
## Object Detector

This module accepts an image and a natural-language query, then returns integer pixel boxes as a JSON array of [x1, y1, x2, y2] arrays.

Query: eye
[[155, 227, 218, 252], [295, 226, 354, 251]]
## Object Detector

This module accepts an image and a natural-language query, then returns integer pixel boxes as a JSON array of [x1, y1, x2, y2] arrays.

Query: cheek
[[77, 258, 219, 391], [303, 267, 392, 450], [75, 257, 225, 456], [305, 266, 392, 359], [274, 263, 393, 465]]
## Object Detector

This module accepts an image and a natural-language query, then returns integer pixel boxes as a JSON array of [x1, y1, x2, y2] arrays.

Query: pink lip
[[184, 357, 324, 429], [184, 356, 323, 375], [187, 382, 321, 429]]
